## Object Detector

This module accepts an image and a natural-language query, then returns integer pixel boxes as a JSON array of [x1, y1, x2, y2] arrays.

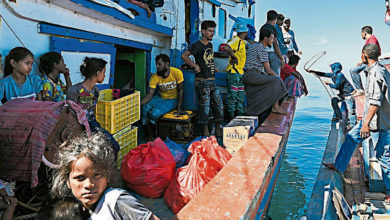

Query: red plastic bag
[[121, 138, 176, 198], [164, 136, 231, 213]]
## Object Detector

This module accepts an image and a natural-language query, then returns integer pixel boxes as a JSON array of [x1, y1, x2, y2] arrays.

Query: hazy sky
[[255, 0, 390, 81]]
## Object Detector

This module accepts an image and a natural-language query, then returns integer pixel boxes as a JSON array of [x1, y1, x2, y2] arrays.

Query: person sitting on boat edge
[[280, 55, 308, 97], [243, 27, 288, 125], [39, 51, 72, 102], [141, 54, 184, 140], [308, 62, 356, 126], [66, 57, 120, 157], [350, 26, 382, 97], [224, 22, 248, 121], [260, 10, 285, 76], [182, 20, 224, 137], [323, 44, 390, 194]]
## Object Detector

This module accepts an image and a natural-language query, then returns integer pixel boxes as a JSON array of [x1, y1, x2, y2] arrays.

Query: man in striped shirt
[[243, 28, 287, 124]]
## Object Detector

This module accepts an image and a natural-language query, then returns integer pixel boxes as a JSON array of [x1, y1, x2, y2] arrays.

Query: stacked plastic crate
[[96, 89, 140, 168]]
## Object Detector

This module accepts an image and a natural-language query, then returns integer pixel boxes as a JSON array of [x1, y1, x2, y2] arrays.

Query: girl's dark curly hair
[[51, 132, 120, 199]]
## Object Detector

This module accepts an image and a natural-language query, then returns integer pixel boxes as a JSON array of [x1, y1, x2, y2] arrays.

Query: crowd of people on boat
[[0, 9, 308, 220], [306, 25, 390, 197]]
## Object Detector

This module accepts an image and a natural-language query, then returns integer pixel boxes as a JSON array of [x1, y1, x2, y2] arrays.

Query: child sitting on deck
[[0, 180, 17, 220], [280, 55, 308, 97], [50, 132, 158, 220], [0, 47, 43, 104], [66, 57, 120, 156], [39, 52, 72, 102], [308, 62, 356, 126]]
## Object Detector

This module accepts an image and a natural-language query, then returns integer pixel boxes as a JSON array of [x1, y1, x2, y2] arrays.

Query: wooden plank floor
[[343, 145, 368, 206]]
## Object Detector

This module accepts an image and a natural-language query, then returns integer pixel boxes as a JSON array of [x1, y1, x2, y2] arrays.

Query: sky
[[255, 0, 390, 82]]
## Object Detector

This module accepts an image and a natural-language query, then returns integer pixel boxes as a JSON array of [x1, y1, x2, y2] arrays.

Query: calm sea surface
[[268, 76, 333, 219]]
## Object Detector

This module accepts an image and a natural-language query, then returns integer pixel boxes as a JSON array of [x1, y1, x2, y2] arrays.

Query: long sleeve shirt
[[275, 24, 288, 55], [289, 29, 299, 52], [364, 62, 390, 130], [311, 70, 354, 97]]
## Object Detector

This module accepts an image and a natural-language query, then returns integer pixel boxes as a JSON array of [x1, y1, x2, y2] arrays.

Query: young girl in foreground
[[39, 51, 72, 102], [51, 133, 158, 220], [66, 57, 119, 154], [0, 47, 43, 104]]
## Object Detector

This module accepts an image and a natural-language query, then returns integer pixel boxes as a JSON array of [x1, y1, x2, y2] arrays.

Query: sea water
[[268, 76, 333, 219]]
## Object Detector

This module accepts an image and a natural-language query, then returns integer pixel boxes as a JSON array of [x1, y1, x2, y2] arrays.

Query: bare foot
[[203, 125, 210, 137], [323, 162, 342, 175], [215, 128, 222, 137], [272, 106, 288, 115]]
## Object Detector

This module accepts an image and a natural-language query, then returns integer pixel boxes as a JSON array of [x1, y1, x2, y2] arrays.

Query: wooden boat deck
[[343, 146, 368, 206], [177, 98, 297, 219]]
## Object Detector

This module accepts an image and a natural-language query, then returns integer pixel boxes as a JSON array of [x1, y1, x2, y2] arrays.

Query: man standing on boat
[[182, 20, 224, 137], [260, 10, 285, 76], [324, 44, 390, 193], [275, 14, 288, 59], [224, 22, 248, 121], [282, 18, 302, 58], [350, 26, 382, 96], [243, 28, 287, 124]]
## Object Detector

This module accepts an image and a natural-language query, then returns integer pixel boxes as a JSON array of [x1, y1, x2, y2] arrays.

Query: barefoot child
[[39, 52, 72, 102], [0, 47, 43, 104], [66, 57, 120, 155], [51, 132, 158, 219]]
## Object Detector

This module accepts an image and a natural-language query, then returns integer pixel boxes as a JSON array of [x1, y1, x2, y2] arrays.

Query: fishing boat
[[306, 56, 390, 219], [0, 0, 296, 219]]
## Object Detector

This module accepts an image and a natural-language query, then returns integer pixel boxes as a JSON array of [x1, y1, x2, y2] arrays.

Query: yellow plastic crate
[[114, 126, 138, 168], [96, 90, 140, 134]]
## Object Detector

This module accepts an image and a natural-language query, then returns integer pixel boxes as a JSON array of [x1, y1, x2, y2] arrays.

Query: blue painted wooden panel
[[190, 0, 200, 46], [50, 36, 116, 87], [182, 70, 197, 111], [205, 0, 221, 6], [69, 0, 172, 36], [218, 9, 226, 38], [39, 23, 152, 51]]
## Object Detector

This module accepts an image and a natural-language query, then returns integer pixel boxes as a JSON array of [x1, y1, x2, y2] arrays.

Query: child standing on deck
[[39, 52, 72, 102], [50, 132, 158, 220], [182, 20, 224, 137], [66, 57, 120, 156], [224, 22, 248, 121], [0, 47, 43, 104]]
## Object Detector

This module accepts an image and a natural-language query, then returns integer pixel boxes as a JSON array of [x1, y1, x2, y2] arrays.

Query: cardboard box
[[223, 119, 256, 149], [234, 116, 259, 129]]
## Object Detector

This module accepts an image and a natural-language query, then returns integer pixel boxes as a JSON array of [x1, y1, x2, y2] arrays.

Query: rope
[[17, 200, 40, 212], [304, 51, 336, 99], [304, 51, 326, 71], [0, 14, 26, 47]]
